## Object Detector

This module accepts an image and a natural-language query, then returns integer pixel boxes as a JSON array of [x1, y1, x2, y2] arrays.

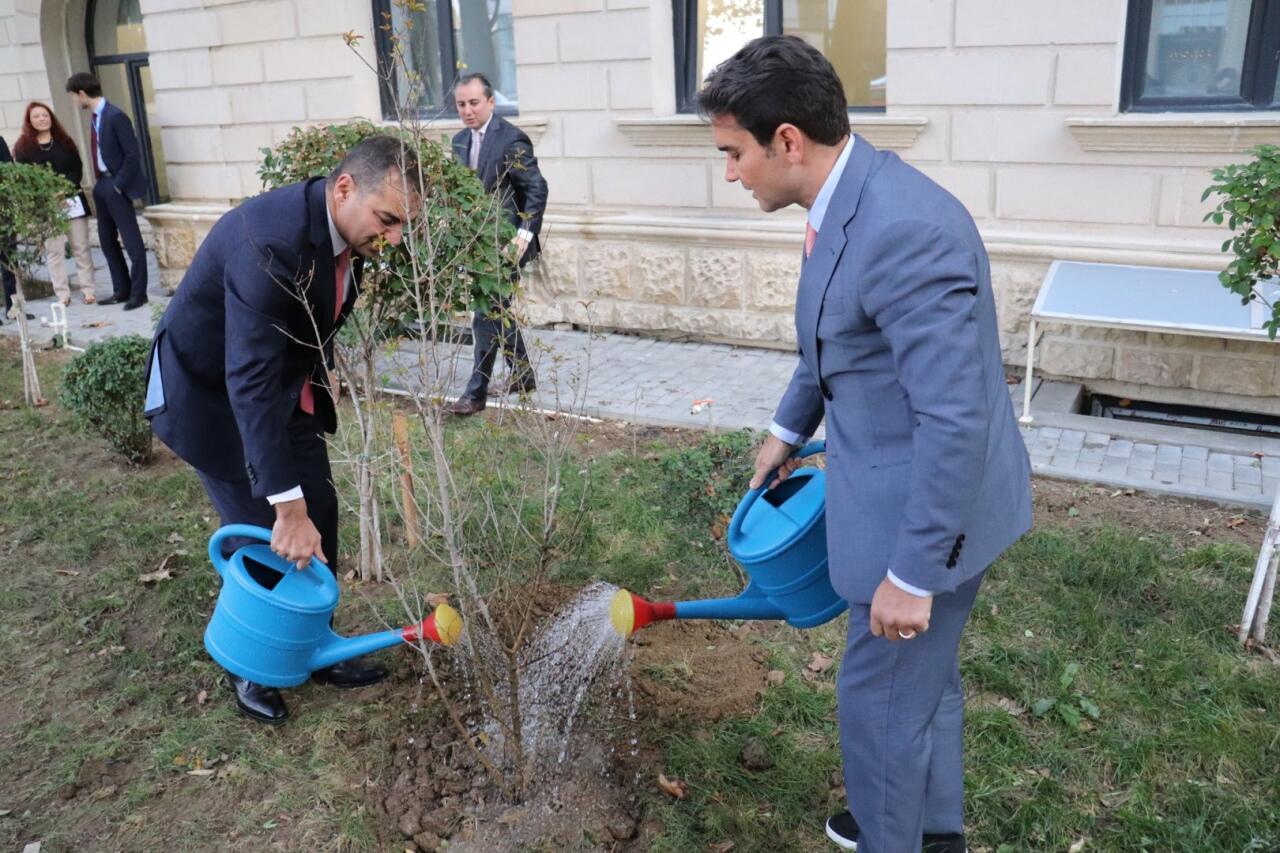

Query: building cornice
[[1066, 114, 1280, 153], [614, 114, 929, 151]]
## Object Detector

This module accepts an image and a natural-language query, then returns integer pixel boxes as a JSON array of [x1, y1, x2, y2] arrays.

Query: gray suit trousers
[[838, 572, 983, 853]]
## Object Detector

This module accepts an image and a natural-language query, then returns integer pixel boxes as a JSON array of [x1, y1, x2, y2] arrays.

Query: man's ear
[[333, 173, 356, 204], [775, 123, 806, 163]]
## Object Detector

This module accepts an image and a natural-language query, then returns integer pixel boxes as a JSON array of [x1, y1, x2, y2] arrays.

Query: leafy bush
[[0, 161, 70, 276], [659, 430, 760, 528], [60, 336, 154, 464], [258, 120, 516, 322], [1204, 144, 1280, 337]]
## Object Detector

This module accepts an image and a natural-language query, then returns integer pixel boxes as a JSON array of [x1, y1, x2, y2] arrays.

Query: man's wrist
[[267, 486, 303, 506], [769, 420, 809, 447], [886, 570, 933, 598]]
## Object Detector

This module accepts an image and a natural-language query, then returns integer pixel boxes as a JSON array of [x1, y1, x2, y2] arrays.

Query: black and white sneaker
[[825, 811, 859, 849], [824, 811, 968, 852]]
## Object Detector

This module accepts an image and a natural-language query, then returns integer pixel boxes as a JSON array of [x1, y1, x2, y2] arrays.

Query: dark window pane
[[784, 0, 885, 108], [1140, 0, 1253, 100], [696, 0, 765, 86], [389, 0, 445, 114], [453, 0, 518, 109]]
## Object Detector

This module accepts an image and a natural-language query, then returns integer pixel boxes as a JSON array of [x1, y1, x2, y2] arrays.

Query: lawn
[[1, 338, 1278, 852]]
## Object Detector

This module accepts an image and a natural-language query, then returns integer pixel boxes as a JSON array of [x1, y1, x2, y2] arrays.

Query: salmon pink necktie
[[299, 248, 351, 415], [804, 222, 817, 258]]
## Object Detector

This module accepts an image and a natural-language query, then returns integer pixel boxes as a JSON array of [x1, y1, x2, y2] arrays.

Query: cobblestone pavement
[[6, 289, 1276, 511]]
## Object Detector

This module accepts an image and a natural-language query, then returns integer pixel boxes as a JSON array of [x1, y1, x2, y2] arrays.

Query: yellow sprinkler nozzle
[[610, 588, 637, 637]]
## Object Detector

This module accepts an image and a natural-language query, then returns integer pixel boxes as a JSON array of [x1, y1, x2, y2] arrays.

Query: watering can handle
[[207, 523, 327, 579], [728, 440, 825, 541]]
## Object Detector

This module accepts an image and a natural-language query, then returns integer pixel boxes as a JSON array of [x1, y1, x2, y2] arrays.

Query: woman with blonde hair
[[13, 100, 98, 305]]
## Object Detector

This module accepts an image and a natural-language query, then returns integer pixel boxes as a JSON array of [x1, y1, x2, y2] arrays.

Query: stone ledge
[[1065, 114, 1280, 153], [614, 114, 928, 151]]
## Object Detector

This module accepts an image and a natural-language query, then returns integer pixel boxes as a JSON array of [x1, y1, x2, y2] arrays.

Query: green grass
[[2, 343, 1279, 851]]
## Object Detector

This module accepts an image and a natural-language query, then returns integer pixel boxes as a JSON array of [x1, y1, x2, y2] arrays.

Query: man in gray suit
[[446, 72, 548, 416], [700, 36, 1032, 852]]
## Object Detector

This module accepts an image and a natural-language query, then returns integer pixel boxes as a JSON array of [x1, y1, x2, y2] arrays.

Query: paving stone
[[1182, 445, 1209, 461], [1262, 457, 1280, 479], [1155, 444, 1182, 465], [1154, 464, 1180, 484], [1039, 427, 1063, 440], [1105, 439, 1134, 458], [1058, 430, 1086, 451], [1050, 449, 1082, 469], [1207, 470, 1234, 492], [1101, 457, 1130, 476], [1084, 432, 1111, 447], [1208, 453, 1234, 472], [1235, 464, 1263, 486]]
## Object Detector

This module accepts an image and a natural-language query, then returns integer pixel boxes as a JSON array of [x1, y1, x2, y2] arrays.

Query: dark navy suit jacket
[[96, 101, 147, 200], [451, 115, 548, 265], [146, 178, 359, 497]]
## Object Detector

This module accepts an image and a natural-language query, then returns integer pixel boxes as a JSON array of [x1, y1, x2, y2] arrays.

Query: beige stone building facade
[[2, 0, 1278, 411]]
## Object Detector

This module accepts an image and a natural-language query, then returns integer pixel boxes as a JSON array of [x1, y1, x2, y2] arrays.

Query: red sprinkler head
[[401, 603, 463, 647], [609, 589, 676, 637]]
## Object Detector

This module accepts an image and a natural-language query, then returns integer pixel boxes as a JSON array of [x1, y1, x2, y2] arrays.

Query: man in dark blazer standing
[[146, 136, 421, 724], [0, 135, 17, 321], [66, 72, 149, 310], [701, 38, 1032, 852], [446, 72, 549, 416]]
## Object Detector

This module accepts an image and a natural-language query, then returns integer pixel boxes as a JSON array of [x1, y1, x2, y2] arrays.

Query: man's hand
[[509, 235, 530, 260], [271, 497, 326, 570], [750, 433, 803, 489], [869, 577, 932, 642]]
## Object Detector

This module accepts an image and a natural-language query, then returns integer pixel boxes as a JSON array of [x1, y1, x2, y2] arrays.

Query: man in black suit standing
[[0, 135, 17, 321], [446, 72, 549, 416], [145, 136, 421, 723], [66, 72, 150, 311]]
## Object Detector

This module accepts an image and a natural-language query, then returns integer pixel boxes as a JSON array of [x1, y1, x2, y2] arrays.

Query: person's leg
[[461, 306, 502, 400], [93, 182, 129, 301], [496, 297, 534, 386], [2, 256, 16, 315], [836, 574, 983, 853], [921, 661, 965, 836], [68, 217, 97, 300], [44, 233, 70, 303], [114, 202, 148, 305]]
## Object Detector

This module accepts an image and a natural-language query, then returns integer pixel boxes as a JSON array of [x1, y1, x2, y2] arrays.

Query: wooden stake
[[393, 411, 420, 547]]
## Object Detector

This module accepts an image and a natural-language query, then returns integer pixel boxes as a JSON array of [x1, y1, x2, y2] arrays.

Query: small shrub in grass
[[659, 429, 758, 526], [60, 335, 153, 464]]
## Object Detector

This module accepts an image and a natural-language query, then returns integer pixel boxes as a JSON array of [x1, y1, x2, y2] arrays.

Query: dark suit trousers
[[92, 177, 147, 303], [198, 411, 340, 589], [1, 254, 14, 313], [462, 295, 531, 400]]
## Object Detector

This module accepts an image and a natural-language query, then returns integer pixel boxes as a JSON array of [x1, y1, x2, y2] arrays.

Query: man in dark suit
[[701, 37, 1032, 852], [446, 72, 549, 416], [146, 136, 421, 724], [66, 72, 149, 310], [0, 135, 17, 321]]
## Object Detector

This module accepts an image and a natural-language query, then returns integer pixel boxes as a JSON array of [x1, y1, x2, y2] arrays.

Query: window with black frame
[[1122, 0, 1280, 111], [673, 0, 886, 112], [372, 0, 518, 119]]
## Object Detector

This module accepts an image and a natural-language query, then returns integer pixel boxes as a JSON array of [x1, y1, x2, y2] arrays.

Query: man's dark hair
[[697, 35, 848, 147], [65, 72, 103, 98], [328, 135, 423, 196], [453, 72, 494, 100]]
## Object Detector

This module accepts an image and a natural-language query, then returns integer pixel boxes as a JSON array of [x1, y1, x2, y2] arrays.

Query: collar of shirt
[[92, 99, 106, 125], [807, 135, 854, 234], [471, 115, 494, 141], [324, 199, 348, 257]]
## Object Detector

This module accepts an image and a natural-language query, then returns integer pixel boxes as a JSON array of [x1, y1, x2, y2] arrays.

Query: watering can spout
[[308, 603, 463, 672], [609, 587, 786, 637]]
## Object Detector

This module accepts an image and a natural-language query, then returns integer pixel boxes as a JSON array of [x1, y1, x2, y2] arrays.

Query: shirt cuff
[[267, 486, 304, 505], [517, 228, 534, 243], [769, 421, 809, 447], [887, 570, 933, 598]]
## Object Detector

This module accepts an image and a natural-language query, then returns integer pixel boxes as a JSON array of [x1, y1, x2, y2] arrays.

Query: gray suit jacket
[[775, 136, 1032, 604]]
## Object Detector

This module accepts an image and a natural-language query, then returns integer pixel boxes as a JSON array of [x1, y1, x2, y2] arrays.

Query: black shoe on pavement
[[226, 674, 288, 724], [824, 812, 968, 852], [310, 657, 389, 688], [123, 298, 148, 311], [97, 295, 124, 306]]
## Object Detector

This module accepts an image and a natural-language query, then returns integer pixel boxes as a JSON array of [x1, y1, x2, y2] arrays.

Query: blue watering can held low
[[205, 524, 461, 688], [611, 441, 847, 636]]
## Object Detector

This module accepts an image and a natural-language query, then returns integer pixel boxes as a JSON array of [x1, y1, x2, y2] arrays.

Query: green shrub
[[0, 161, 70, 276], [60, 335, 154, 465], [1204, 144, 1280, 337], [659, 429, 759, 528], [258, 120, 516, 324]]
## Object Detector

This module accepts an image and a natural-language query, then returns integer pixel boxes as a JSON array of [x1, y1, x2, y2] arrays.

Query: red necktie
[[299, 248, 351, 415], [89, 116, 100, 178], [804, 222, 818, 258]]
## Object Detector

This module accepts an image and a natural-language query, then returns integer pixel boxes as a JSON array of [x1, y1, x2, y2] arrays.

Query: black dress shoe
[[824, 812, 967, 852], [97, 296, 125, 306], [311, 657, 389, 688], [226, 675, 288, 724], [446, 396, 486, 416], [123, 298, 148, 311]]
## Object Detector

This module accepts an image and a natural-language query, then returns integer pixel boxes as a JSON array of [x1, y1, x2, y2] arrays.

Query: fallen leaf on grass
[[186, 768, 216, 777], [196, 690, 208, 705], [1068, 838, 1087, 852], [343, 570, 356, 582], [806, 652, 835, 674], [1100, 789, 1134, 808], [138, 567, 172, 584], [656, 773, 687, 800], [1227, 517, 1246, 528], [166, 531, 185, 543], [54, 569, 80, 576], [426, 592, 451, 608], [709, 842, 735, 853]]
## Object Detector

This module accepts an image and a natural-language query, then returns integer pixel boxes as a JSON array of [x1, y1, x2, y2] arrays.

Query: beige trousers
[[45, 216, 97, 302]]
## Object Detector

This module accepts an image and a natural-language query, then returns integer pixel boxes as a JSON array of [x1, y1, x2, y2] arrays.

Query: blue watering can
[[204, 524, 462, 688], [611, 440, 847, 636]]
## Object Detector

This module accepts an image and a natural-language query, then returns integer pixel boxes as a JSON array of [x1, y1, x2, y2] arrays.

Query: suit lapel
[[478, 116, 504, 178], [305, 178, 337, 343], [795, 136, 876, 378]]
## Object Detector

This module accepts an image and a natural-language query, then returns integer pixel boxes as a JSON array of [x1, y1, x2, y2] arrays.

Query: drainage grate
[[1087, 394, 1280, 439]]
